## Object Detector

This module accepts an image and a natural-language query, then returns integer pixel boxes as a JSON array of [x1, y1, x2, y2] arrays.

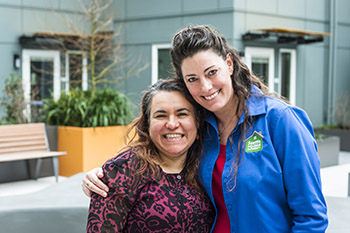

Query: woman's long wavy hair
[[122, 78, 205, 191], [170, 25, 269, 191]]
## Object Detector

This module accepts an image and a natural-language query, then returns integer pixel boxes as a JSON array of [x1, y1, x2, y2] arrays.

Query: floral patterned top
[[86, 150, 214, 233]]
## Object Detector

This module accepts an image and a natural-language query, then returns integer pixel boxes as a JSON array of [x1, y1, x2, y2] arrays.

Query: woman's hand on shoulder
[[82, 167, 109, 197]]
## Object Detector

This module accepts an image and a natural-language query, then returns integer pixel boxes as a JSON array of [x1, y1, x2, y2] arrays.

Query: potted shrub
[[315, 94, 350, 152], [44, 88, 134, 177], [315, 132, 340, 168]]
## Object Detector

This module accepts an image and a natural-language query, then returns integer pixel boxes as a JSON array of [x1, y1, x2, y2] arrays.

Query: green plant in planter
[[0, 73, 28, 124], [334, 93, 350, 129], [44, 88, 133, 127], [314, 131, 325, 141], [320, 93, 350, 130], [87, 89, 133, 126]]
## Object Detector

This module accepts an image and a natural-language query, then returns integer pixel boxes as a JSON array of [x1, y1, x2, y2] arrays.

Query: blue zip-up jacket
[[199, 87, 328, 233]]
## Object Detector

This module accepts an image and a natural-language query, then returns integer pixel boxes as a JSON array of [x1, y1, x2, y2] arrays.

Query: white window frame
[[278, 49, 296, 105], [244, 47, 275, 93], [151, 44, 171, 84], [63, 51, 88, 92], [22, 49, 61, 120]]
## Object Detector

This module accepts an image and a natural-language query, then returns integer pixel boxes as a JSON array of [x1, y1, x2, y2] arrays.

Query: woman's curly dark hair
[[170, 25, 269, 190], [122, 78, 205, 192]]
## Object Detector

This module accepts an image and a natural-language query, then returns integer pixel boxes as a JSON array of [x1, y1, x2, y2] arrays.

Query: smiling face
[[149, 90, 198, 165], [181, 49, 235, 115]]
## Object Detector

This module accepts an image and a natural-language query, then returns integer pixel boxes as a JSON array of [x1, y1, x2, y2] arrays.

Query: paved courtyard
[[0, 152, 349, 233]]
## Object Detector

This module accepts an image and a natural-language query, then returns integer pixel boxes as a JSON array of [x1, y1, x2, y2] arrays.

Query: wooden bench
[[0, 123, 66, 182]]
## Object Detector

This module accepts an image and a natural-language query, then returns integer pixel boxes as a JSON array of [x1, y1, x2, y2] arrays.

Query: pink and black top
[[86, 150, 214, 233]]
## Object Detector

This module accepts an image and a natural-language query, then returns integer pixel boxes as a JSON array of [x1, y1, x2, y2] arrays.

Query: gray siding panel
[[21, 0, 59, 9], [182, 12, 233, 39], [277, 0, 306, 18], [0, 7, 21, 42], [0, 44, 21, 96], [337, 24, 350, 48], [113, 0, 127, 19], [306, 0, 329, 21], [184, 0, 219, 12], [244, 13, 305, 30], [22, 9, 85, 34], [338, 0, 350, 24], [57, 0, 90, 12], [0, 0, 21, 5], [219, 0, 233, 8], [335, 49, 350, 97], [246, 0, 278, 14], [303, 46, 327, 126], [122, 45, 152, 109], [124, 0, 182, 18], [124, 18, 182, 45]]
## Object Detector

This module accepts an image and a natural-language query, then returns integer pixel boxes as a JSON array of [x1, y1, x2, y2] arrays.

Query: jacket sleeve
[[272, 106, 328, 232], [86, 153, 142, 232]]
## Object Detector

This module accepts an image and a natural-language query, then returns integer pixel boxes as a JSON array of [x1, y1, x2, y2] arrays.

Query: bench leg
[[26, 160, 32, 179], [34, 158, 42, 180], [348, 172, 350, 197], [52, 157, 59, 183]]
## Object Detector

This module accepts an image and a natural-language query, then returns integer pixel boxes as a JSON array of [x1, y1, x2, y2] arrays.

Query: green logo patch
[[245, 131, 263, 153]]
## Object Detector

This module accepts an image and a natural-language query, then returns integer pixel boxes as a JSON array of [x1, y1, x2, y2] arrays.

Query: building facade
[[0, 0, 349, 127]]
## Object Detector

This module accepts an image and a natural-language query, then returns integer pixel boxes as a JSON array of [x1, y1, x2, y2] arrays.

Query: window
[[244, 47, 296, 105], [62, 51, 88, 92], [152, 44, 172, 84]]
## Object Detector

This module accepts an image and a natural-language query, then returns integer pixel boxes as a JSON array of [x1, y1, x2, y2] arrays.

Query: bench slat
[[0, 135, 44, 143], [0, 123, 45, 137], [0, 145, 48, 154], [0, 140, 47, 150], [0, 151, 66, 162]]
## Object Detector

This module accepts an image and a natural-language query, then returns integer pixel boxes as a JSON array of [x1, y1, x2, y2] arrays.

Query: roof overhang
[[242, 27, 331, 45], [19, 31, 113, 50]]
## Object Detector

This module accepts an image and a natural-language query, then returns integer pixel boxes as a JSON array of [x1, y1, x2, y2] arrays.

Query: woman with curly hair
[[86, 78, 214, 232]]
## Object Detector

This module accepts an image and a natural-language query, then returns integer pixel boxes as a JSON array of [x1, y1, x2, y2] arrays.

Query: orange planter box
[[57, 125, 129, 177]]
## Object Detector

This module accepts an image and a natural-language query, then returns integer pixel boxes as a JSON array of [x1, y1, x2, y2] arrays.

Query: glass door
[[22, 49, 61, 121], [244, 47, 275, 92], [279, 49, 296, 105], [244, 47, 296, 105]]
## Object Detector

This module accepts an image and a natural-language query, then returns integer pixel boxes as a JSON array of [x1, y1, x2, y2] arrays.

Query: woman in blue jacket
[[82, 25, 328, 232]]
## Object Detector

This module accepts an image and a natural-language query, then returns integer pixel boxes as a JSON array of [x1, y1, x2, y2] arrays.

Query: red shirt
[[212, 144, 230, 232]]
